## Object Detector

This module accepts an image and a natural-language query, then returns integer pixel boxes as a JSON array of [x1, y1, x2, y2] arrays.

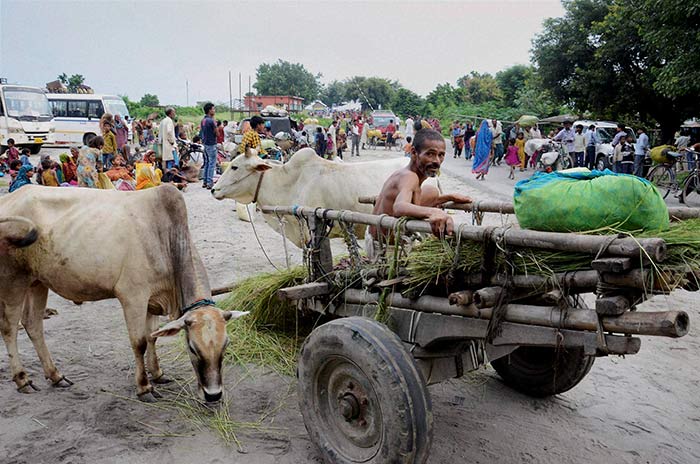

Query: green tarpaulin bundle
[[514, 169, 669, 233]]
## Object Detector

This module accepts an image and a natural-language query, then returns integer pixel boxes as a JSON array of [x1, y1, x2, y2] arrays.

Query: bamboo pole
[[358, 197, 700, 221], [260, 205, 667, 261], [341, 289, 689, 338]]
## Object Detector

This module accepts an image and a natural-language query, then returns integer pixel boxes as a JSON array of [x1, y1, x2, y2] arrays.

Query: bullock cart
[[258, 204, 692, 464]]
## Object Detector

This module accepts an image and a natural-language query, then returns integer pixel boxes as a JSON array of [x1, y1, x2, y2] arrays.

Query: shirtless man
[[373, 128, 472, 237]]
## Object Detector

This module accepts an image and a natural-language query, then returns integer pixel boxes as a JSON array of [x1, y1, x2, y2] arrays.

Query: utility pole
[[186, 80, 189, 106], [228, 70, 233, 119], [239, 72, 242, 114], [248, 75, 252, 116]]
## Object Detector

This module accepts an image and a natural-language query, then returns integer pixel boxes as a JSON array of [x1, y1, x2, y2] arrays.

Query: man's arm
[[393, 174, 454, 236]]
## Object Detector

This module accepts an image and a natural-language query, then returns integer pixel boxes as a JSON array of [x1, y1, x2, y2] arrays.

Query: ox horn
[[245, 148, 259, 158], [0, 216, 38, 252]]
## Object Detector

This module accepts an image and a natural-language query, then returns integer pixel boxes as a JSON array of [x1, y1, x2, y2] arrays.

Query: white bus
[[47, 94, 130, 146], [0, 84, 54, 154]]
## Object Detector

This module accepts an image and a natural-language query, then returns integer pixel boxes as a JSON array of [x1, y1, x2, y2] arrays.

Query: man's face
[[413, 138, 446, 178], [208, 107, 216, 117], [564, 123, 572, 130]]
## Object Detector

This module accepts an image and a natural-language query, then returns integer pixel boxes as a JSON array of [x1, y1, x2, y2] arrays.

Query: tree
[[57, 73, 85, 92], [496, 65, 533, 104], [254, 60, 321, 102], [140, 94, 160, 107], [532, 0, 700, 141], [456, 72, 502, 105], [343, 76, 395, 111], [391, 88, 425, 118], [320, 80, 347, 106], [425, 83, 459, 108]]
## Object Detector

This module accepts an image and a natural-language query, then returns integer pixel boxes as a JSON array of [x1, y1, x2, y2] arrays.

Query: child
[[102, 121, 117, 169], [314, 127, 326, 157], [403, 136, 413, 157], [8, 159, 22, 181], [38, 158, 59, 186], [5, 138, 20, 163], [505, 138, 520, 179], [20, 148, 32, 167], [515, 132, 526, 171], [620, 135, 635, 174]]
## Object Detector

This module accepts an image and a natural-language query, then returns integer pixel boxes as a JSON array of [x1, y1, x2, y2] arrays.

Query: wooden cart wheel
[[298, 317, 433, 464], [490, 346, 595, 397]]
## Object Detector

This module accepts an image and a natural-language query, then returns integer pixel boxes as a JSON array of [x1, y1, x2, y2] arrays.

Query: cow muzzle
[[203, 386, 222, 403]]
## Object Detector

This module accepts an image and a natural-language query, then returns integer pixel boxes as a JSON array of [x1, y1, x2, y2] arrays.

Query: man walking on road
[[584, 124, 599, 170], [634, 127, 650, 177], [160, 107, 177, 170], [200, 103, 217, 189], [350, 121, 360, 156]]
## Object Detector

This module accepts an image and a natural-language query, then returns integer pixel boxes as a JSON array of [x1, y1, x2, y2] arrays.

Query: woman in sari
[[471, 120, 493, 180], [106, 155, 136, 191], [77, 136, 103, 188], [9, 165, 33, 193], [136, 150, 162, 190], [60, 153, 78, 184]]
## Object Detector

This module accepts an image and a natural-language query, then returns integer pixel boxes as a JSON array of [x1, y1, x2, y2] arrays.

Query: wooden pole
[[341, 289, 689, 338], [260, 205, 667, 261]]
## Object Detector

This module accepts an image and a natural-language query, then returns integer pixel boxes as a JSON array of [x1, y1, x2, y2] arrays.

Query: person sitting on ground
[[136, 150, 162, 190], [38, 158, 60, 186], [60, 153, 78, 185], [8, 159, 22, 181], [9, 164, 34, 193], [237, 115, 267, 157], [372, 128, 472, 240], [19, 148, 32, 167]]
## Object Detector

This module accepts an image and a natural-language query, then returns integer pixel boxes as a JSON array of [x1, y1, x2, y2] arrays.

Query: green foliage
[[457, 72, 502, 104], [344, 76, 396, 111], [57, 73, 86, 92], [391, 88, 425, 118], [320, 80, 347, 107], [140, 93, 160, 107], [254, 60, 321, 102], [496, 65, 533, 104], [532, 0, 700, 141]]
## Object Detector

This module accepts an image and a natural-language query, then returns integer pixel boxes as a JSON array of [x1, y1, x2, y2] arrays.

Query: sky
[[0, 0, 565, 106]]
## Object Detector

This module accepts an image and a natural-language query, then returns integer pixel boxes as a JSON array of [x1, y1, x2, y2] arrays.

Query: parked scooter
[[536, 141, 571, 172]]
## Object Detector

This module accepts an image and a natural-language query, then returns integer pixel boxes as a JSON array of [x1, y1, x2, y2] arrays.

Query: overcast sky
[[1, 0, 564, 106]]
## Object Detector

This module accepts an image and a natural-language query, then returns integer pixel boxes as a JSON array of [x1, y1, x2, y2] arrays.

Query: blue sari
[[471, 120, 493, 175], [9, 165, 33, 193]]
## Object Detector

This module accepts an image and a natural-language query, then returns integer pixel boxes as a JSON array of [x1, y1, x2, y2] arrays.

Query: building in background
[[244, 95, 304, 113]]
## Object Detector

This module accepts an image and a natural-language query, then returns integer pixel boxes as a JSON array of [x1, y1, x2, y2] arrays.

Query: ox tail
[[0, 216, 39, 250]]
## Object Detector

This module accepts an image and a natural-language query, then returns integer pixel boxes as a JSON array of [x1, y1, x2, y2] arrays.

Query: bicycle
[[646, 150, 685, 199], [679, 148, 700, 206]]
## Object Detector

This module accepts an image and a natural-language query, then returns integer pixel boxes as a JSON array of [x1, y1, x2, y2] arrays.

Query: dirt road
[[1, 149, 698, 464]]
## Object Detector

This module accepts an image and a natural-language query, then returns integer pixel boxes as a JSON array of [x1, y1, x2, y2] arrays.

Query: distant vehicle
[[47, 94, 131, 146], [370, 110, 397, 138], [573, 120, 636, 170], [0, 84, 54, 154]]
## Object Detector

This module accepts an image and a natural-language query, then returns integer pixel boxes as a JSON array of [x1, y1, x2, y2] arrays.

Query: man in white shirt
[[583, 125, 599, 170], [634, 127, 650, 177], [327, 121, 338, 158], [553, 120, 576, 167], [573, 124, 586, 167], [488, 119, 504, 164], [405, 117, 414, 138], [350, 121, 360, 156]]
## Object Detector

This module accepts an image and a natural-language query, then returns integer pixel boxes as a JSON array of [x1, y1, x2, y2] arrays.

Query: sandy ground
[[1, 146, 699, 464]]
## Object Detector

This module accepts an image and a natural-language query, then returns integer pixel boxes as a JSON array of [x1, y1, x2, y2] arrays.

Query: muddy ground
[[0, 149, 698, 464]]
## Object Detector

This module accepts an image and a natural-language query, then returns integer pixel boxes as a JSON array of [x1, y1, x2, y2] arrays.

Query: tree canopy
[[254, 60, 321, 102], [57, 73, 85, 92], [140, 94, 160, 107], [457, 72, 502, 105], [343, 76, 396, 111], [496, 65, 532, 104], [532, 0, 700, 140]]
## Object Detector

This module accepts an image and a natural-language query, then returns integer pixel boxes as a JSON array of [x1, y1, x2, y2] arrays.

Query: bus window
[[51, 100, 68, 117], [88, 100, 104, 119], [68, 100, 87, 118]]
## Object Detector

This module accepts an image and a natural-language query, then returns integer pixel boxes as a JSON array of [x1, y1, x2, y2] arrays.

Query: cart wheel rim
[[315, 356, 382, 461]]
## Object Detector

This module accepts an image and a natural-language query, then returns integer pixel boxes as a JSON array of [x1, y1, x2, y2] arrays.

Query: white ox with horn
[[0, 185, 247, 403], [211, 148, 417, 247]]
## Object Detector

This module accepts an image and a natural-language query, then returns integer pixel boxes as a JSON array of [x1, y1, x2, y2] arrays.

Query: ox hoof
[[137, 391, 159, 403], [17, 381, 41, 394], [52, 376, 74, 388], [152, 375, 173, 385]]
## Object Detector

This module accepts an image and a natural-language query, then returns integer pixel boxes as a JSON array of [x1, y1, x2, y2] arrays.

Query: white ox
[[0, 185, 247, 402], [211, 148, 426, 247]]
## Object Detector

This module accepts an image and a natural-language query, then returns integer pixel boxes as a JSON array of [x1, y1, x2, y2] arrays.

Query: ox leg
[[0, 298, 36, 392], [118, 298, 156, 401], [22, 284, 67, 386], [146, 314, 169, 384]]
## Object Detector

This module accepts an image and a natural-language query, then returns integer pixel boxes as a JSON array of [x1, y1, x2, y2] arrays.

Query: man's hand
[[427, 210, 454, 237], [450, 194, 472, 204]]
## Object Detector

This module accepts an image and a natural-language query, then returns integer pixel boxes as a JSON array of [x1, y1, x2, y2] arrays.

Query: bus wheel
[[83, 133, 96, 146], [29, 145, 42, 155]]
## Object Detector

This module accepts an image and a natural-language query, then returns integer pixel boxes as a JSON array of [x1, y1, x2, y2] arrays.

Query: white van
[[0, 84, 54, 154], [47, 94, 130, 146]]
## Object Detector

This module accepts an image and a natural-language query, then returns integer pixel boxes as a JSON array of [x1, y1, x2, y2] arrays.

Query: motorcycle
[[536, 141, 571, 172]]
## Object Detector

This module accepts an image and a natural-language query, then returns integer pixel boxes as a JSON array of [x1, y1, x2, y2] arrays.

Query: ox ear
[[151, 317, 187, 338], [222, 310, 250, 321], [0, 217, 38, 256], [254, 163, 272, 172]]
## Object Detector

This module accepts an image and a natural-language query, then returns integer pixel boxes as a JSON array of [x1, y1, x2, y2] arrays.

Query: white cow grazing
[[0, 185, 247, 402], [212, 148, 434, 247]]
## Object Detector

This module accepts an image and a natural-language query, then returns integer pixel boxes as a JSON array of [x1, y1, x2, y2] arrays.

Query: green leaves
[[254, 60, 321, 102]]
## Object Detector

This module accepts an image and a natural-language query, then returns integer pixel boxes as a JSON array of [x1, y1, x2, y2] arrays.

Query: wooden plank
[[277, 282, 329, 301], [595, 295, 630, 316], [591, 257, 633, 273]]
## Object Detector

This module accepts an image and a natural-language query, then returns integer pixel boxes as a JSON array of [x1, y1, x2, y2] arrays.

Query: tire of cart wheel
[[491, 346, 595, 397], [646, 165, 673, 199], [298, 316, 433, 464]]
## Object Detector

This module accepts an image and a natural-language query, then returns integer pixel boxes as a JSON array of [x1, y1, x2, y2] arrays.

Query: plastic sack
[[514, 169, 669, 233], [650, 145, 675, 164]]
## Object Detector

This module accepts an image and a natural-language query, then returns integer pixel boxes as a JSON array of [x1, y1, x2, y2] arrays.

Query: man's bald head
[[413, 128, 444, 153]]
